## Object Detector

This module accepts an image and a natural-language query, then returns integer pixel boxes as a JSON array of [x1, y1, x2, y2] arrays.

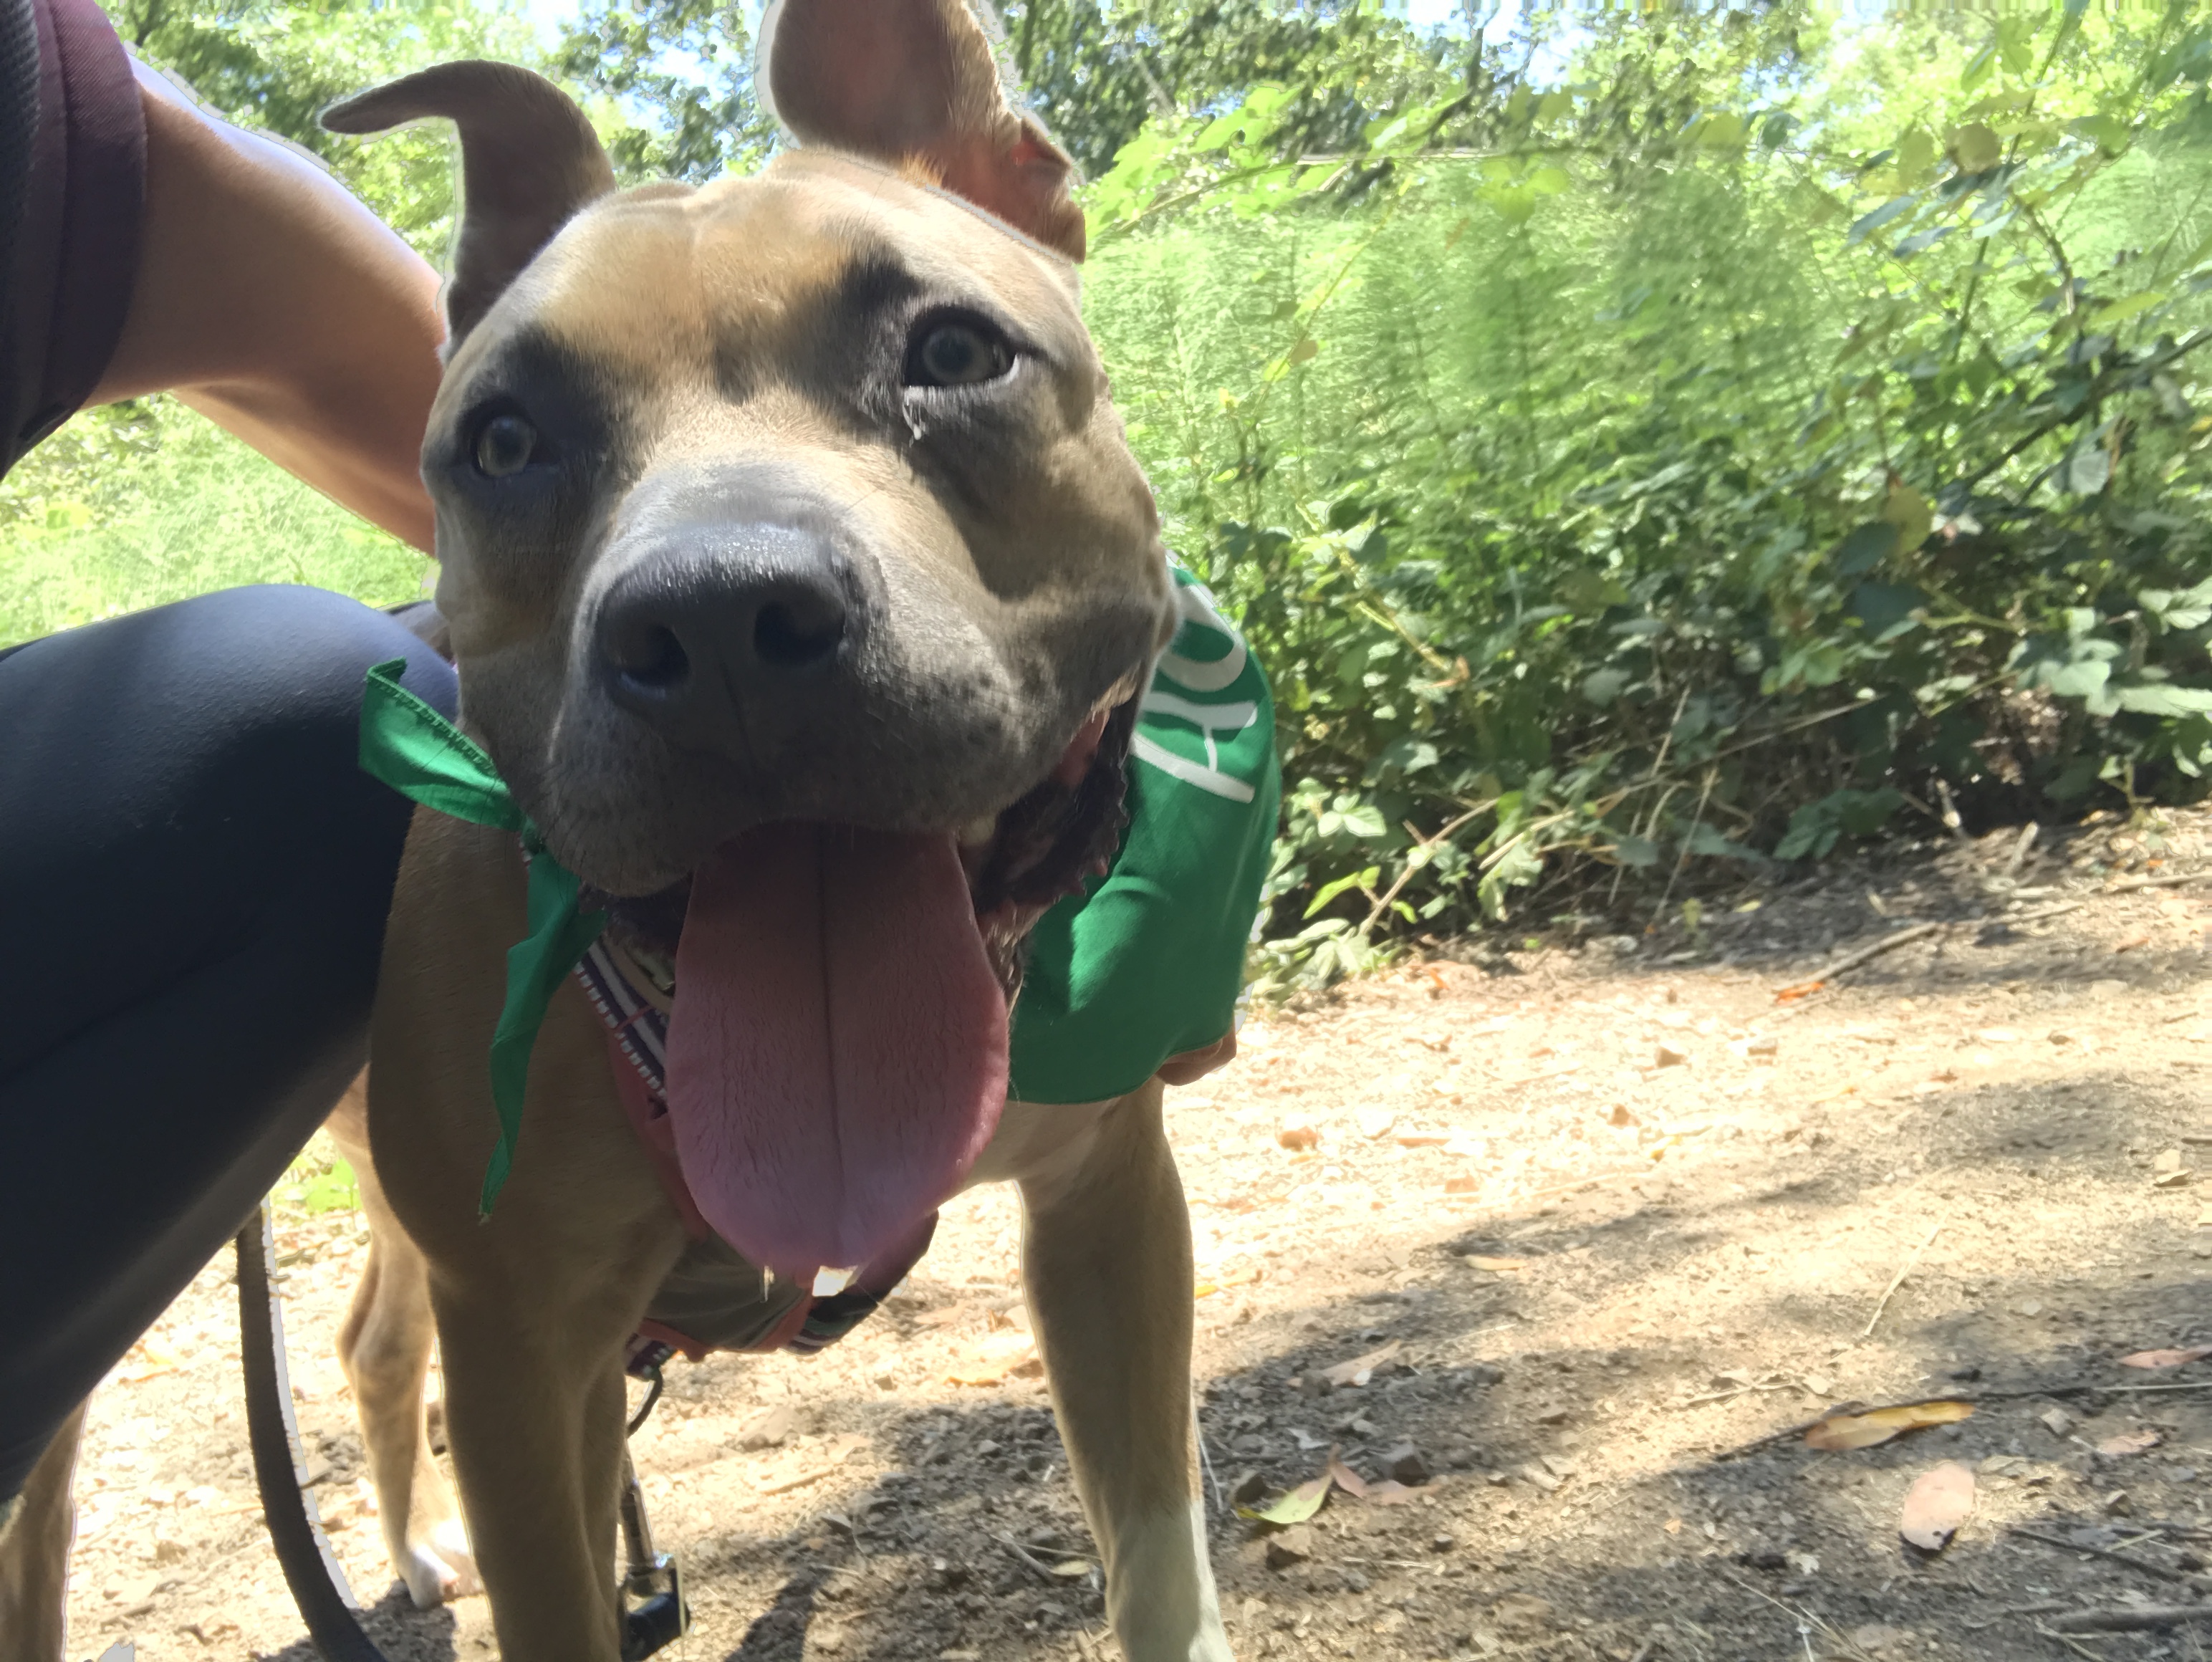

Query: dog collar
[[359, 659, 607, 1217]]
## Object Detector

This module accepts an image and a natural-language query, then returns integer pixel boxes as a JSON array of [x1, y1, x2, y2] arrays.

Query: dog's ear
[[324, 62, 617, 343], [758, 0, 1086, 261]]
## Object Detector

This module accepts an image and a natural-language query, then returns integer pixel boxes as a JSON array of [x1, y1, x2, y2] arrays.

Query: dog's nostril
[[607, 619, 691, 691], [754, 597, 845, 670]]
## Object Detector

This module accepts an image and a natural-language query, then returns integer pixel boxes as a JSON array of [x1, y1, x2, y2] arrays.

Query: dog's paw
[[397, 1519, 480, 1608]]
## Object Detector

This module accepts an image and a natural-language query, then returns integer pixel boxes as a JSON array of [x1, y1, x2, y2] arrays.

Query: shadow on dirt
[[630, 1064, 2212, 1661], [259, 1582, 457, 1662]]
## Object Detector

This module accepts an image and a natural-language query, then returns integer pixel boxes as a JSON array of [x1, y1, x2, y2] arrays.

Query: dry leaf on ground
[[2098, 1428, 2163, 1456], [1325, 1452, 1419, 1506], [1804, 1399, 1974, 1451], [943, 1332, 1041, 1386], [2119, 1345, 2212, 1370], [1898, 1461, 1974, 1552], [1320, 1340, 1403, 1388], [115, 1336, 186, 1384], [1463, 1256, 1528, 1274]]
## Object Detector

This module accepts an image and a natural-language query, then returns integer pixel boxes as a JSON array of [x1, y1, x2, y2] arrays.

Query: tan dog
[[322, 6, 1230, 1661], [0, 5, 1236, 1660]]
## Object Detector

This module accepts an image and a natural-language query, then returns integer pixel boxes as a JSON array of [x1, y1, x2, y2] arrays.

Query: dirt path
[[62, 812, 2212, 1662]]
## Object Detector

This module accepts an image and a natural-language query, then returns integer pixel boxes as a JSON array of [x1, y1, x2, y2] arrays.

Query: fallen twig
[[1677, 1380, 1800, 1409], [994, 1532, 1071, 1586], [2048, 1603, 2212, 1633], [2034, 1622, 2110, 1661], [2103, 871, 2212, 896], [2008, 1524, 2210, 1588], [1862, 1222, 1943, 1338], [1820, 918, 1946, 979], [755, 1464, 839, 1496]]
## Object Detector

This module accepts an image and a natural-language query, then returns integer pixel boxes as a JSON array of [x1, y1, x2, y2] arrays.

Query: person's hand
[[90, 64, 446, 550]]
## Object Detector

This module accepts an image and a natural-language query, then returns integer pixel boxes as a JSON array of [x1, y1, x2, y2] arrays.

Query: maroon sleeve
[[0, 0, 143, 480]]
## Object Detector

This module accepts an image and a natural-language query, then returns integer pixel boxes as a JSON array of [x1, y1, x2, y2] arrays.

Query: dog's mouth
[[577, 693, 1138, 1279]]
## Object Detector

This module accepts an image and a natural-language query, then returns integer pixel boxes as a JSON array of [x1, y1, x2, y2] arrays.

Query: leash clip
[[617, 1445, 688, 1659]]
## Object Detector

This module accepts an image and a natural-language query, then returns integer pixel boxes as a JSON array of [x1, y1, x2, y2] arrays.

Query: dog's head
[[332, 0, 1169, 897], [330, 2, 1173, 1275]]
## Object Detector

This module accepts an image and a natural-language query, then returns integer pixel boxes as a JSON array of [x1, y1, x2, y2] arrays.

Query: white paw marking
[[398, 1520, 479, 1608]]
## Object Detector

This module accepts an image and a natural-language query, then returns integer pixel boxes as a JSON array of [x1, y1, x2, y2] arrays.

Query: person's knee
[[191, 583, 456, 738], [0, 585, 456, 1019]]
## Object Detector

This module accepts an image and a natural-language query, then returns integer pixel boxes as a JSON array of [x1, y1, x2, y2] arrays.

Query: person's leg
[[0, 583, 456, 1502]]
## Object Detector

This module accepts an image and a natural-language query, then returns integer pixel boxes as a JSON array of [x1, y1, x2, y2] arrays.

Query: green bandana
[[358, 660, 605, 1216]]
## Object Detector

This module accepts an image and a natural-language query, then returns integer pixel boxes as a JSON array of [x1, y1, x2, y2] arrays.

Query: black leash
[[236, 1203, 384, 1662]]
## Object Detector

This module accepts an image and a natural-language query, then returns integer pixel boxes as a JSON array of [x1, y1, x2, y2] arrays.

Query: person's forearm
[[91, 63, 445, 552]]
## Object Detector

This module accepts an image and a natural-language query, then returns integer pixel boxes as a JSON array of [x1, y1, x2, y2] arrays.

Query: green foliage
[[0, 398, 431, 644], [552, 0, 776, 183], [276, 1138, 360, 1217], [1074, 0, 2212, 988], [11, 1, 2212, 997], [1000, 0, 1460, 178], [109, 0, 537, 257]]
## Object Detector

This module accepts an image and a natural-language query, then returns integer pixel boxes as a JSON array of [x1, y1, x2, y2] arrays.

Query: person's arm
[[90, 63, 445, 552]]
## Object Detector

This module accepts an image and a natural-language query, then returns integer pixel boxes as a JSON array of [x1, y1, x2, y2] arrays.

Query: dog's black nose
[[596, 527, 859, 746]]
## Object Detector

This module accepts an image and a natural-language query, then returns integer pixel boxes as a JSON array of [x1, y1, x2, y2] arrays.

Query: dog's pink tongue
[[665, 824, 1007, 1277]]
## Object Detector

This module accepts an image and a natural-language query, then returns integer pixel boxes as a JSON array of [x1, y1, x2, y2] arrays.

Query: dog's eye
[[473, 414, 539, 479], [906, 320, 1013, 389]]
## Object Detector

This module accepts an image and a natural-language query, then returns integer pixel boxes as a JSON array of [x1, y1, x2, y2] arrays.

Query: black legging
[[0, 584, 456, 1502]]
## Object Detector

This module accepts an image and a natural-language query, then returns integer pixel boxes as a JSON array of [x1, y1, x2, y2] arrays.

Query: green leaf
[[1775, 814, 1839, 861], [2115, 685, 2212, 717], [1847, 196, 1918, 247], [2069, 114, 2130, 153], [2090, 290, 2168, 328], [1834, 522, 1900, 577], [1582, 666, 1631, 706], [1949, 123, 2002, 173], [1685, 823, 1762, 863], [1238, 1475, 1332, 1527], [1559, 570, 1630, 610], [1895, 126, 1936, 183], [2058, 436, 2112, 496], [1881, 486, 1933, 554], [2140, 581, 2212, 631], [1304, 866, 1380, 918], [2047, 658, 2111, 699], [1340, 803, 1389, 840], [1611, 835, 1660, 868]]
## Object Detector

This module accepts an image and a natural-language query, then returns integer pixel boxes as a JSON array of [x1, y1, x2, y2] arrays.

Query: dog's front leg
[[431, 1285, 635, 1661], [1019, 1077, 1233, 1662]]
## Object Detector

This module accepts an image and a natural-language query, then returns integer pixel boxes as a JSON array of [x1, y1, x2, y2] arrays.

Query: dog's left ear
[[758, 0, 1087, 261], [324, 62, 617, 343]]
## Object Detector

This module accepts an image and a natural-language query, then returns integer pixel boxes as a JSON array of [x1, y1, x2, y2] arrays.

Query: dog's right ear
[[759, 0, 1087, 261], [324, 62, 615, 345]]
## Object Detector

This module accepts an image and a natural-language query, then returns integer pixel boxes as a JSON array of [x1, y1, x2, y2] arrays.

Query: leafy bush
[[1076, 2, 2212, 987], [9, 1, 2212, 999]]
